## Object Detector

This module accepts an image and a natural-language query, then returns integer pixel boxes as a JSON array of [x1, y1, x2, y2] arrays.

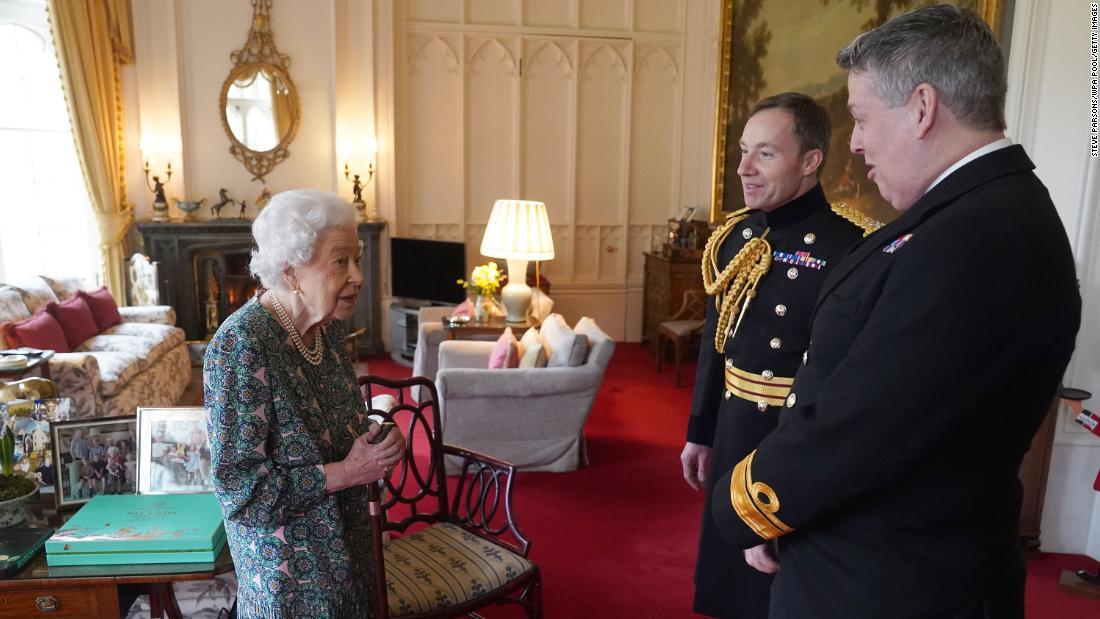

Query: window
[[0, 0, 102, 287]]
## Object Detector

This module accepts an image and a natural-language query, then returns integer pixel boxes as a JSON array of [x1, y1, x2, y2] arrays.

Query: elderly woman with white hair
[[203, 189, 404, 618]]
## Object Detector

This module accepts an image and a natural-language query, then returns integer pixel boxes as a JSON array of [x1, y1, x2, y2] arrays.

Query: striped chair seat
[[384, 522, 534, 616]]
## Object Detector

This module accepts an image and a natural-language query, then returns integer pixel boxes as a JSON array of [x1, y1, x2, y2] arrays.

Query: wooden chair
[[655, 290, 707, 388], [358, 374, 543, 618]]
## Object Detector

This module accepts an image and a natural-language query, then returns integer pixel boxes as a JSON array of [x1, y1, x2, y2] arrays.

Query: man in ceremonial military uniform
[[710, 6, 1081, 618], [681, 93, 866, 618]]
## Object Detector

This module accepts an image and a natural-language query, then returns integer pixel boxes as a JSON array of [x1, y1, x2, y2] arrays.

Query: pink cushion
[[78, 286, 122, 330], [488, 327, 519, 369], [451, 300, 470, 316], [46, 296, 99, 349], [3, 311, 70, 353]]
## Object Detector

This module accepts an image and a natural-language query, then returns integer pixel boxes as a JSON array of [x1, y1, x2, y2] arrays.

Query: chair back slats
[[358, 374, 449, 532], [446, 445, 532, 558], [358, 375, 543, 618]]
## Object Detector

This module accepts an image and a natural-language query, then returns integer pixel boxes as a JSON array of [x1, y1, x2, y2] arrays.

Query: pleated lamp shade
[[480, 200, 555, 261]]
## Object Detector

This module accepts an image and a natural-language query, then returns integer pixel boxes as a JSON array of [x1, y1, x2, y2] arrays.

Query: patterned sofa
[[0, 275, 190, 419]]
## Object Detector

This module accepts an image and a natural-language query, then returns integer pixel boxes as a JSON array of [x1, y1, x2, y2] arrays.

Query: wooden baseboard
[[1058, 569, 1100, 600]]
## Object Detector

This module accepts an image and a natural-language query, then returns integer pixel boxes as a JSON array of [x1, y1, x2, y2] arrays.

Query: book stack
[[45, 493, 225, 566], [0, 526, 53, 576]]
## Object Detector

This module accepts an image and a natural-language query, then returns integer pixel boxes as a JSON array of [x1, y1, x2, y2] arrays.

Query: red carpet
[[364, 344, 1100, 618]]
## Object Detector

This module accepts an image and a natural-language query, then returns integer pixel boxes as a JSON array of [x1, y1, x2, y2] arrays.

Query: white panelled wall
[[395, 0, 717, 341], [1005, 0, 1100, 558], [123, 0, 1098, 557]]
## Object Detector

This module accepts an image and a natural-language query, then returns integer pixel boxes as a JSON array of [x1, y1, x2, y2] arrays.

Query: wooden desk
[[0, 496, 232, 618], [442, 316, 538, 340], [0, 545, 233, 618]]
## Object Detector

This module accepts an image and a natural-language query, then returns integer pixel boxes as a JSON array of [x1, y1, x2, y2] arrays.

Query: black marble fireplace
[[135, 220, 385, 355]]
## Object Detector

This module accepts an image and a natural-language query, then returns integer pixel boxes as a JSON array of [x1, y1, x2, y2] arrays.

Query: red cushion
[[46, 296, 99, 349], [3, 311, 70, 353], [78, 287, 122, 331]]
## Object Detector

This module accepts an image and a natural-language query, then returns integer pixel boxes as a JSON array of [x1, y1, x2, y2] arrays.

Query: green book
[[0, 526, 53, 577], [45, 494, 226, 566]]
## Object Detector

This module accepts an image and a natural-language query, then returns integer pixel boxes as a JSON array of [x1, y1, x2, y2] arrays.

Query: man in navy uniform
[[710, 6, 1081, 618], [682, 93, 867, 618]]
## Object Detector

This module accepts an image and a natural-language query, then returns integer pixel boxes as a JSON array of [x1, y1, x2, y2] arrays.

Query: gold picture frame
[[710, 0, 1007, 223], [218, 0, 300, 183]]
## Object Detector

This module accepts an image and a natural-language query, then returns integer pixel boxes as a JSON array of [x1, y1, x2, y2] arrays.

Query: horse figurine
[[211, 188, 235, 218]]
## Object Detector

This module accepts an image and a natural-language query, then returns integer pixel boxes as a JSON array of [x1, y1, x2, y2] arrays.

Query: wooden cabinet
[[642, 252, 703, 351]]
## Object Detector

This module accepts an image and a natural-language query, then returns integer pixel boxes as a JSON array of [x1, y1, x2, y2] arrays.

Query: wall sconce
[[143, 160, 173, 223], [342, 137, 378, 221]]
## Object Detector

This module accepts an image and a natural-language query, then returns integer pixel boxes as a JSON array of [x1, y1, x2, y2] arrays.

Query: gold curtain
[[47, 0, 135, 302], [267, 69, 293, 145]]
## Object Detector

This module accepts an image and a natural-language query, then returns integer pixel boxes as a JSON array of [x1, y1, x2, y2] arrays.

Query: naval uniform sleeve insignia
[[729, 450, 794, 540], [829, 202, 883, 237]]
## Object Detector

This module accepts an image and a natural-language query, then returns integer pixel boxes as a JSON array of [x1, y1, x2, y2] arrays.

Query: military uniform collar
[[759, 183, 829, 231], [810, 144, 1037, 319], [901, 144, 1034, 226]]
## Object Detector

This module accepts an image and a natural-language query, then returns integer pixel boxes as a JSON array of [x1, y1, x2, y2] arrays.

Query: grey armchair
[[435, 318, 614, 473]]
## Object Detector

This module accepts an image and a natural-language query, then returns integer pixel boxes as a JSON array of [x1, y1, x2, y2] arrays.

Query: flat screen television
[[390, 237, 467, 304]]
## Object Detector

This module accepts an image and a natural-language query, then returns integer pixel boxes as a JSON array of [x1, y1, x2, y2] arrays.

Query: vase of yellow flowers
[[457, 262, 507, 322]]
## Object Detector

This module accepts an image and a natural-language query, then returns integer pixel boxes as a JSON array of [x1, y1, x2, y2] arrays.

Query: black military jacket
[[687, 183, 864, 452], [687, 184, 863, 618], [712, 145, 1081, 618]]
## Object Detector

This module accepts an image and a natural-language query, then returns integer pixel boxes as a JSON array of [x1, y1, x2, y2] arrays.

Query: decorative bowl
[[174, 198, 207, 223]]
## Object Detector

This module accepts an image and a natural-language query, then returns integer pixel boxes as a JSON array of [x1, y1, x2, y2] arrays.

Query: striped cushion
[[384, 522, 532, 616]]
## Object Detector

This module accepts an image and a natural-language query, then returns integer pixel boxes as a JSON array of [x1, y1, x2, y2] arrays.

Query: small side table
[[442, 316, 538, 340], [0, 351, 55, 382]]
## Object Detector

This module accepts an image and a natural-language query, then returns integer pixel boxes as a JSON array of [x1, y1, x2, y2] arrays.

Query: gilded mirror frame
[[710, 0, 1007, 223], [219, 0, 300, 183]]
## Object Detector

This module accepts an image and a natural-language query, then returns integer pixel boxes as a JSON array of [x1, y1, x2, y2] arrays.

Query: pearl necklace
[[269, 292, 325, 365]]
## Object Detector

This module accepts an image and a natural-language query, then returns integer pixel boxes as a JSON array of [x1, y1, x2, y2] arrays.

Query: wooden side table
[[0, 545, 233, 618], [0, 351, 55, 382], [442, 316, 538, 340], [0, 495, 233, 618]]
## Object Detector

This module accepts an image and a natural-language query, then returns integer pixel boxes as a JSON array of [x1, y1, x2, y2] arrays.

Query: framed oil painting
[[136, 406, 213, 495], [51, 416, 137, 510], [711, 0, 1008, 223]]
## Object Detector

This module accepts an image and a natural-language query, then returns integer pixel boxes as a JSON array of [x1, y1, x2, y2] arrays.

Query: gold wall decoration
[[219, 0, 300, 183], [710, 0, 1007, 223]]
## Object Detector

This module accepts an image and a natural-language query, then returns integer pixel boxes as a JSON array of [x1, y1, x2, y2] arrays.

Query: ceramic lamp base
[[501, 259, 531, 323]]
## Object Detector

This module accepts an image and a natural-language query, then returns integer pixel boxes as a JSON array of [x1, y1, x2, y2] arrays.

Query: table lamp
[[480, 199, 555, 323]]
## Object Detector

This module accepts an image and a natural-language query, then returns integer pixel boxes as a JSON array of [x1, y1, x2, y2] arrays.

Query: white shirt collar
[[924, 136, 1014, 194]]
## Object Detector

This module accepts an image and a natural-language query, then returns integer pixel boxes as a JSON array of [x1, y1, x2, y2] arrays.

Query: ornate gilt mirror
[[219, 0, 299, 183]]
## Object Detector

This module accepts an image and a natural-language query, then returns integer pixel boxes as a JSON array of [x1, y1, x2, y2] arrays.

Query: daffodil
[[457, 261, 507, 296]]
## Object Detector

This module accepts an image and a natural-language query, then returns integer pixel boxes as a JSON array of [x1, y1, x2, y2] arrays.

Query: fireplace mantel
[[135, 220, 385, 355]]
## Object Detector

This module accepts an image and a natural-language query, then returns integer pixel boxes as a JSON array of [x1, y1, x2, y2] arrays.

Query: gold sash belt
[[724, 364, 793, 407]]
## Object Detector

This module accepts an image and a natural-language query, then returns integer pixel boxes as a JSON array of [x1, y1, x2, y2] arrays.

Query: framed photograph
[[137, 407, 213, 495], [3, 398, 73, 496], [710, 0, 1007, 223], [50, 416, 138, 510]]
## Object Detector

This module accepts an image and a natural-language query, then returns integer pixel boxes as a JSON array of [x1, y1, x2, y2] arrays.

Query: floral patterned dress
[[204, 296, 376, 618]]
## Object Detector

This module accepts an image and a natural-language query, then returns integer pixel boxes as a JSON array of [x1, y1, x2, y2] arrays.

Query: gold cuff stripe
[[729, 451, 794, 541], [725, 366, 793, 402]]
